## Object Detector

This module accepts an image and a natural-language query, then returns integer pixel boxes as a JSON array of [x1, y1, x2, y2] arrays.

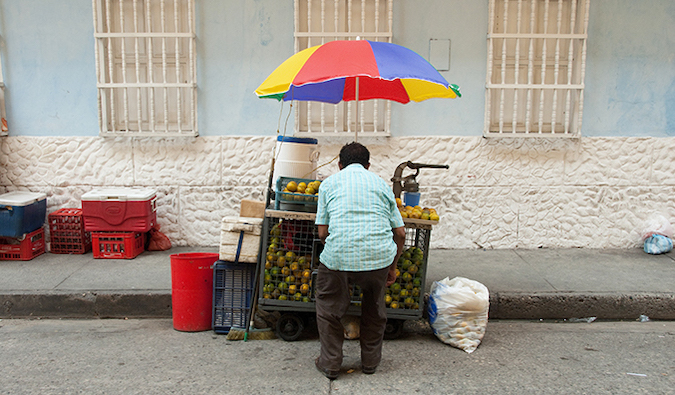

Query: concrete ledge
[[0, 292, 172, 319], [489, 292, 675, 320], [3, 291, 675, 321]]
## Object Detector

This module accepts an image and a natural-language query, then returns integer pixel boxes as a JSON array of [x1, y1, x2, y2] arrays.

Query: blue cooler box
[[0, 191, 47, 238]]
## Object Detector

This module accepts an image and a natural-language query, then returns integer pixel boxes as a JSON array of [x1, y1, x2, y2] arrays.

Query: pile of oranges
[[395, 198, 440, 221], [262, 222, 313, 302]]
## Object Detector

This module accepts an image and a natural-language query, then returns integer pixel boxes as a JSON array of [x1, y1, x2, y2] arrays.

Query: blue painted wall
[[0, 0, 673, 137]]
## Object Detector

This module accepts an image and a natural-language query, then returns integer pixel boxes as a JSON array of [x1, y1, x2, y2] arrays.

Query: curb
[[489, 292, 675, 320], [0, 292, 172, 319], [2, 291, 674, 321]]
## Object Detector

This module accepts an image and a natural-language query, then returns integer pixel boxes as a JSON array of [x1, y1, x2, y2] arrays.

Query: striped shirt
[[315, 163, 405, 271]]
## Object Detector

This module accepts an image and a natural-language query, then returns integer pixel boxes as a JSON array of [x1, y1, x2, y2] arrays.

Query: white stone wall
[[2, 136, 674, 249]]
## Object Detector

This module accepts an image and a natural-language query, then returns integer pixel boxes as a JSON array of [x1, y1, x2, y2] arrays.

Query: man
[[314, 142, 406, 380]]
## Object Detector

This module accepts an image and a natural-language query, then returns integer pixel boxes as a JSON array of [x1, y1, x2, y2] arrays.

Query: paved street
[[0, 318, 673, 394]]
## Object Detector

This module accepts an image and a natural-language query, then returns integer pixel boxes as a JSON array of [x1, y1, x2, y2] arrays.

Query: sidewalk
[[0, 247, 674, 320]]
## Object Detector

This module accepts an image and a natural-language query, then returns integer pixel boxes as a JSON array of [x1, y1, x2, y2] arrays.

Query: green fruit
[[404, 297, 415, 307], [389, 283, 401, 294], [278, 282, 289, 293]]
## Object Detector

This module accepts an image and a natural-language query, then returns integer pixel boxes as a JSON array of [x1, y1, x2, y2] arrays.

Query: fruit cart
[[258, 208, 435, 341]]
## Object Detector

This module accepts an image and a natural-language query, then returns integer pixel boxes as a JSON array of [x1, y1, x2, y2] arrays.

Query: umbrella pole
[[355, 76, 359, 142]]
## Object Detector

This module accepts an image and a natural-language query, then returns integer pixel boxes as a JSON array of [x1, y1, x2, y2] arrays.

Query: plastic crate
[[0, 227, 46, 261], [92, 231, 145, 259], [48, 208, 91, 254], [274, 176, 321, 212], [213, 260, 256, 334]]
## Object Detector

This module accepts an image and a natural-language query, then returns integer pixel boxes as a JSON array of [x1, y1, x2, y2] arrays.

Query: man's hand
[[386, 226, 406, 286], [386, 264, 397, 286]]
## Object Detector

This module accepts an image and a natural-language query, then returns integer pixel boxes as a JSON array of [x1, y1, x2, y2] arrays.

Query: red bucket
[[170, 252, 219, 332]]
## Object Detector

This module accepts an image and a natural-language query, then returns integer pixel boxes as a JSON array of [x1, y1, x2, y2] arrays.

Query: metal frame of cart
[[258, 209, 434, 341]]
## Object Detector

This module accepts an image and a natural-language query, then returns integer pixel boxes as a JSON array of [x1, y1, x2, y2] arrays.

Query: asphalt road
[[0, 318, 673, 394]]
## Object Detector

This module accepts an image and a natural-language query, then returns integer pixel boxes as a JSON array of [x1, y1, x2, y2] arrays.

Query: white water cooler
[[273, 136, 319, 180]]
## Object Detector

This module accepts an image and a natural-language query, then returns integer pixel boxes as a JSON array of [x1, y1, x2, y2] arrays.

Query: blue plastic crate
[[274, 176, 320, 212], [212, 260, 256, 334], [0, 191, 47, 238]]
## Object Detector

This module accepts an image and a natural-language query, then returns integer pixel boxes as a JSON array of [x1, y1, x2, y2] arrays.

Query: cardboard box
[[239, 199, 265, 218]]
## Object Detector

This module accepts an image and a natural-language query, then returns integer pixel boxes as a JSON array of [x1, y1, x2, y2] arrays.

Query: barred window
[[92, 0, 197, 137], [485, 0, 590, 137], [294, 0, 394, 137]]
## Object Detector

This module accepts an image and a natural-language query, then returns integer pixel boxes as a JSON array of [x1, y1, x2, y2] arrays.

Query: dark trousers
[[315, 262, 389, 371]]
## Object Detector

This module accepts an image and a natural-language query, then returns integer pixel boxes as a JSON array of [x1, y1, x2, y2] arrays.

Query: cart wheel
[[276, 313, 305, 341], [383, 319, 404, 340]]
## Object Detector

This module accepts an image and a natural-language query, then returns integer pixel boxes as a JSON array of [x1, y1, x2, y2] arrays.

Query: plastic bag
[[147, 224, 172, 251], [427, 276, 489, 353], [643, 234, 672, 255], [640, 214, 674, 240]]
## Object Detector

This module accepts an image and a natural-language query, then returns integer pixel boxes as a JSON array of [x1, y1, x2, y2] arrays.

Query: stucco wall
[[3, 135, 674, 249]]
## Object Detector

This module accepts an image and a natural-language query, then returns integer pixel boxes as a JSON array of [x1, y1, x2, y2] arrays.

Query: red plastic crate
[[0, 228, 46, 261], [92, 231, 145, 259], [48, 208, 92, 254]]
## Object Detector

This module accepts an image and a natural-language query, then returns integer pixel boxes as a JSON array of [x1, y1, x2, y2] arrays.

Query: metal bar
[[575, 0, 590, 135], [174, 0, 182, 133], [293, 0, 300, 134], [92, 0, 104, 133], [133, 0, 143, 132], [563, 0, 578, 134], [146, 0, 156, 133], [488, 33, 586, 39], [161, 0, 169, 132], [498, 0, 509, 134], [537, 0, 550, 133], [550, 0, 563, 133], [524, 0, 536, 134], [485, 0, 496, 135], [487, 83, 584, 90], [307, 0, 312, 132], [94, 32, 194, 38], [511, 0, 523, 133], [105, 0, 117, 132], [188, 0, 196, 133]]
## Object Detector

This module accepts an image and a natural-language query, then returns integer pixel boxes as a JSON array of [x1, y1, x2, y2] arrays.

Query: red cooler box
[[82, 188, 157, 232]]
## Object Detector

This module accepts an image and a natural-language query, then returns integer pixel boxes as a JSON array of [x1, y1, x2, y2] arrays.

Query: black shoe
[[362, 365, 377, 375], [315, 358, 339, 380]]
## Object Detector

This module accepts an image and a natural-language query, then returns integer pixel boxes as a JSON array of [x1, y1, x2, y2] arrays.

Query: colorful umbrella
[[255, 40, 461, 104]]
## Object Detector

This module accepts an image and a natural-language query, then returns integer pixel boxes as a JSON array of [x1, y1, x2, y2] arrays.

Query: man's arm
[[317, 224, 329, 244], [387, 226, 406, 286]]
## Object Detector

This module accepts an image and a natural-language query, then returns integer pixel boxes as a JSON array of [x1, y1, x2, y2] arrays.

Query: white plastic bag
[[640, 214, 674, 240], [427, 276, 489, 353]]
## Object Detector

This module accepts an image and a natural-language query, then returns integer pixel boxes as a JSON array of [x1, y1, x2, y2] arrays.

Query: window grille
[[0, 50, 7, 136], [92, 0, 197, 137], [485, 0, 590, 137], [294, 0, 393, 137]]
